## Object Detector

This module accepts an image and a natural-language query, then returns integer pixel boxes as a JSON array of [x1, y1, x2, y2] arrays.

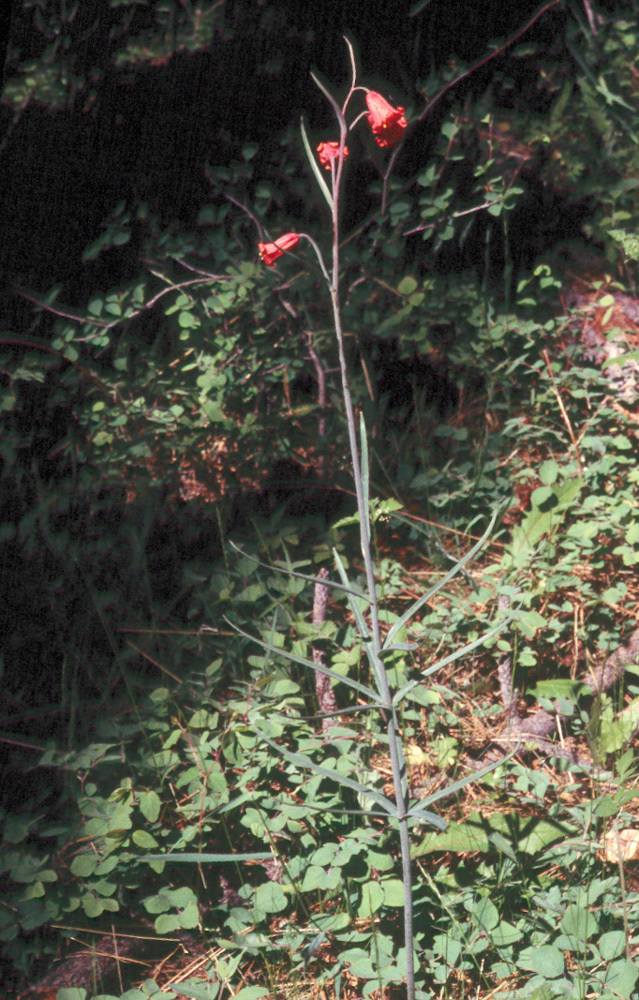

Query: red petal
[[258, 233, 300, 266], [365, 91, 407, 148], [317, 141, 349, 170]]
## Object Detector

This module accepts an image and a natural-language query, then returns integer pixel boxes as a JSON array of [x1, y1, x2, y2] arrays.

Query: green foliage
[[1, 0, 232, 110], [4, 282, 639, 995], [4, 5, 639, 998]]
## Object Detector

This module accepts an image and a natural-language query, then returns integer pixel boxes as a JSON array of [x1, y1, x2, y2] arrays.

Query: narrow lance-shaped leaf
[[138, 851, 272, 864], [359, 413, 372, 546], [332, 549, 372, 644], [271, 702, 383, 724], [332, 549, 390, 701], [259, 733, 399, 817], [401, 806, 447, 831], [216, 792, 257, 815], [406, 747, 519, 826], [381, 643, 418, 655], [228, 540, 369, 602], [309, 71, 348, 132], [390, 716, 410, 805], [301, 116, 333, 211], [393, 616, 513, 706], [384, 508, 502, 647], [224, 616, 382, 703], [409, 0, 435, 15]]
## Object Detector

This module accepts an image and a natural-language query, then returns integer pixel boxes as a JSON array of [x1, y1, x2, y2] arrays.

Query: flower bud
[[258, 232, 300, 266], [317, 140, 349, 170]]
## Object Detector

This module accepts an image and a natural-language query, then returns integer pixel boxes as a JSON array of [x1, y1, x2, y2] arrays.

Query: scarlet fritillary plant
[[247, 39, 510, 1000]]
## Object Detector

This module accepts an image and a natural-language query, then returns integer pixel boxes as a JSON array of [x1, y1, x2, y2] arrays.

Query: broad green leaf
[[510, 508, 554, 559], [82, 896, 107, 918], [357, 880, 384, 917], [311, 844, 338, 865], [232, 989, 270, 1000], [178, 310, 198, 329], [139, 790, 161, 823], [178, 902, 200, 928], [531, 485, 555, 507], [526, 678, 586, 701], [301, 864, 340, 892], [381, 877, 405, 907], [144, 886, 196, 912], [560, 902, 597, 942], [398, 276, 419, 295], [132, 830, 158, 849], [155, 913, 179, 934], [554, 477, 583, 506], [413, 818, 489, 856], [602, 958, 638, 997], [490, 921, 522, 946], [594, 714, 636, 756], [509, 478, 582, 566], [313, 912, 351, 932], [432, 933, 462, 966], [254, 881, 287, 913], [517, 944, 564, 977], [344, 955, 377, 979], [171, 983, 221, 999], [599, 930, 627, 961], [242, 142, 258, 161], [413, 809, 569, 857], [70, 854, 97, 877], [3, 814, 39, 843], [472, 898, 499, 931], [539, 459, 559, 484], [516, 609, 547, 636]]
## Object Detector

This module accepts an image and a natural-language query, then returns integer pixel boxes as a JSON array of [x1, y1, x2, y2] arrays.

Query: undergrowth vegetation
[[2, 6, 639, 1000]]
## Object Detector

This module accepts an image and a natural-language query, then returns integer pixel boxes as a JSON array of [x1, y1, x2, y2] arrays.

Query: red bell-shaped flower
[[258, 232, 300, 266], [317, 140, 349, 170], [365, 91, 407, 148]]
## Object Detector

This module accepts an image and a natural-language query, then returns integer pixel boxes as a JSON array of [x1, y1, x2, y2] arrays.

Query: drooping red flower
[[258, 232, 300, 266], [365, 91, 407, 148], [317, 140, 349, 170]]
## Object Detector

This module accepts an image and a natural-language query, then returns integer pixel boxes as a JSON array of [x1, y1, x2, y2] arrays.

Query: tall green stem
[[329, 119, 415, 1000]]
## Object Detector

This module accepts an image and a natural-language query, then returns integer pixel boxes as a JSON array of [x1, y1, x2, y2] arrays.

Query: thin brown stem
[[417, 0, 562, 125], [542, 348, 584, 477]]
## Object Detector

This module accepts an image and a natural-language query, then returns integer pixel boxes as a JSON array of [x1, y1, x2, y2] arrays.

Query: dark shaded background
[[0, 0, 569, 319], [0, 0, 622, 760]]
